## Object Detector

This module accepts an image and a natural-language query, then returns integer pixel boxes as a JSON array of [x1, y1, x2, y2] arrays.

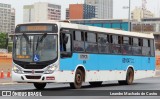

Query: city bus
[[12, 21, 155, 89]]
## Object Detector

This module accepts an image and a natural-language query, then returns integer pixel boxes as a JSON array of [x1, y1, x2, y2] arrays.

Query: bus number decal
[[79, 54, 89, 60], [122, 58, 134, 63]]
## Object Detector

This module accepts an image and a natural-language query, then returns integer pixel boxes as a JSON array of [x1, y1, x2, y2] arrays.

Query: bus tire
[[70, 69, 83, 89], [89, 81, 102, 87], [33, 83, 46, 90], [118, 68, 134, 85]]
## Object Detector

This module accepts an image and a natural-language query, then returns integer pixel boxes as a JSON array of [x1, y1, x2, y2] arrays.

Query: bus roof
[[59, 22, 154, 39], [17, 21, 154, 39]]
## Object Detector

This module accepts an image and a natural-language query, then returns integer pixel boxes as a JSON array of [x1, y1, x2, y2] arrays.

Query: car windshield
[[13, 34, 57, 62]]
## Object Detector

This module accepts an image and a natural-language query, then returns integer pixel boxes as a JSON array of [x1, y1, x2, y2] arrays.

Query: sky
[[0, 0, 160, 25]]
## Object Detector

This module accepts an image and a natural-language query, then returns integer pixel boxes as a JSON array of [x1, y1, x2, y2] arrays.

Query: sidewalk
[[156, 70, 160, 76], [0, 78, 12, 84], [0, 78, 18, 85]]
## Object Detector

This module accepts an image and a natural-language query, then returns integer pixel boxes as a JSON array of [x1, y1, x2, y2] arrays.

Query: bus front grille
[[24, 71, 44, 74], [22, 65, 46, 69], [25, 76, 41, 79]]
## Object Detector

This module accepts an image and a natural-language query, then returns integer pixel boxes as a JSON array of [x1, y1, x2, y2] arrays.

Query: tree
[[0, 33, 8, 49]]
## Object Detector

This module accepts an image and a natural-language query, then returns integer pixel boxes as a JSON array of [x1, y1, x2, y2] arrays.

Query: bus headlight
[[13, 65, 23, 74], [44, 65, 57, 74]]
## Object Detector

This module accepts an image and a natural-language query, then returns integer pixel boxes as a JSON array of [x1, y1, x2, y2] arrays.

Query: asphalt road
[[1, 76, 160, 90], [0, 77, 160, 99]]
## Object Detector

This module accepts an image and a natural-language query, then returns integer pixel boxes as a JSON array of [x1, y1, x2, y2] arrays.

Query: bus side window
[[142, 39, 150, 56], [150, 39, 155, 57], [122, 36, 132, 55], [61, 33, 71, 52], [98, 34, 110, 53], [85, 32, 98, 53], [73, 31, 85, 52], [110, 35, 121, 54], [132, 38, 142, 55]]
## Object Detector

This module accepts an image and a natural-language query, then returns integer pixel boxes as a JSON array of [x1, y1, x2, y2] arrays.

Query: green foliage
[[0, 33, 8, 49]]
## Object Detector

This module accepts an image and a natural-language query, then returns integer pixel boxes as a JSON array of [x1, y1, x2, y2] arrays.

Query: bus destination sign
[[20, 25, 52, 32], [27, 26, 48, 31], [15, 24, 58, 33]]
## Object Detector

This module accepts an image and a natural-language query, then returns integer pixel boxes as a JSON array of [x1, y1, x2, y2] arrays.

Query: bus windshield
[[13, 34, 57, 62]]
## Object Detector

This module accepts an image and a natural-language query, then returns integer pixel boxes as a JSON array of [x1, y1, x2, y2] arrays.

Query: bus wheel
[[70, 69, 83, 89], [118, 68, 134, 85], [89, 81, 102, 87], [33, 83, 46, 90]]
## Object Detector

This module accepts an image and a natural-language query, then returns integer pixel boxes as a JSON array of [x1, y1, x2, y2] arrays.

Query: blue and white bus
[[12, 21, 155, 89]]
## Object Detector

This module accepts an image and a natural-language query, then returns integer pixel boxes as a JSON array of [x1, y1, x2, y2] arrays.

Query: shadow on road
[[25, 82, 153, 91]]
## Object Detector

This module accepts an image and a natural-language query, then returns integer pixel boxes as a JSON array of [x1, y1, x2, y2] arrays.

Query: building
[[131, 7, 154, 21], [23, 2, 61, 23], [69, 4, 95, 19], [85, 0, 113, 19], [131, 18, 160, 51], [0, 3, 15, 34], [69, 19, 130, 31], [66, 8, 69, 20], [11, 8, 15, 33]]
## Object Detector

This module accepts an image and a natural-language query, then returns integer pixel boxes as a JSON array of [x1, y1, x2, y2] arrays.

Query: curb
[[0, 82, 18, 85], [0, 82, 29, 85], [154, 75, 160, 77]]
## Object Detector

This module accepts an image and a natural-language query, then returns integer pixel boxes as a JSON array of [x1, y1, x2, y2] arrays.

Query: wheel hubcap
[[129, 72, 133, 83], [76, 74, 82, 84]]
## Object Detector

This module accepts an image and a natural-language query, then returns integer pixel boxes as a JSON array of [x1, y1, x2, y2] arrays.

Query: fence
[[156, 51, 160, 70]]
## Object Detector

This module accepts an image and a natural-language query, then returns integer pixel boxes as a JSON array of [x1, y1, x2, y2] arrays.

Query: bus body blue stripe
[[60, 53, 155, 71]]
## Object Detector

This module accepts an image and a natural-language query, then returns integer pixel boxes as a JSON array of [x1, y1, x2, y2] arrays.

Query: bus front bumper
[[12, 71, 59, 83]]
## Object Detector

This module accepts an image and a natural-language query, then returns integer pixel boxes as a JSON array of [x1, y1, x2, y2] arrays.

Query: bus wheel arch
[[127, 66, 134, 72], [74, 66, 86, 81], [118, 66, 134, 85], [70, 66, 86, 89]]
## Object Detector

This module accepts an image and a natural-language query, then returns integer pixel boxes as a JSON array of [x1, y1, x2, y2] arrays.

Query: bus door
[[60, 32, 73, 70]]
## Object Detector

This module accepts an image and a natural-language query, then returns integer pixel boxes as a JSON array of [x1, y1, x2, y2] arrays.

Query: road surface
[[0, 77, 160, 90], [0, 77, 160, 99]]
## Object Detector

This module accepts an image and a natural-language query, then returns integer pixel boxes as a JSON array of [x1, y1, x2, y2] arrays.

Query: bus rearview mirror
[[61, 52, 71, 58]]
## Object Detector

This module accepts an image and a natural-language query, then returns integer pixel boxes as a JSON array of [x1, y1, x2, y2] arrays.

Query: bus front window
[[13, 34, 57, 62]]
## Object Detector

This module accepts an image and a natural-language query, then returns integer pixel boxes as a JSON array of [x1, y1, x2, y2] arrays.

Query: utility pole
[[123, 0, 131, 31], [128, 0, 131, 31], [141, 0, 147, 32]]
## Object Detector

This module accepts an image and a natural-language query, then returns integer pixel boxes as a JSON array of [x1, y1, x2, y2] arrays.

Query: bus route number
[[122, 58, 134, 63], [79, 54, 89, 60]]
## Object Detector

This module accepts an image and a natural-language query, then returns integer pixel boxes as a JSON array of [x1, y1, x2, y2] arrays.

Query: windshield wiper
[[35, 33, 47, 51], [36, 37, 39, 51], [23, 33, 30, 44], [39, 33, 47, 43]]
